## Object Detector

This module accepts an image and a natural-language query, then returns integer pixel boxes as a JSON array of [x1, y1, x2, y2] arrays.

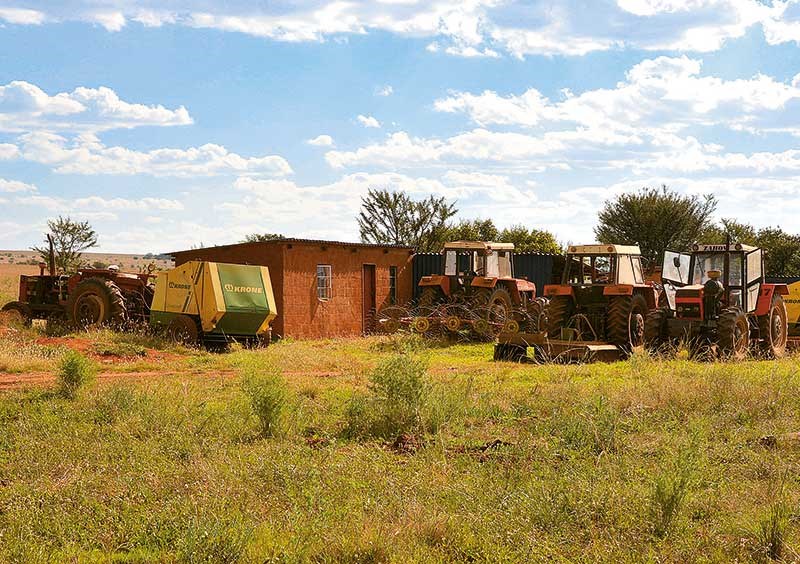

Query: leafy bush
[[345, 354, 438, 440], [241, 362, 288, 438], [56, 350, 96, 399]]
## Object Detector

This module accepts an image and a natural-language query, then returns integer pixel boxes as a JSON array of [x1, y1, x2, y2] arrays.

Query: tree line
[[35, 185, 800, 277]]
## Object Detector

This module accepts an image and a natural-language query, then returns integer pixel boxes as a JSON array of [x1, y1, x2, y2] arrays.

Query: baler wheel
[[717, 307, 749, 360], [758, 295, 788, 358], [168, 314, 200, 346], [66, 278, 126, 328]]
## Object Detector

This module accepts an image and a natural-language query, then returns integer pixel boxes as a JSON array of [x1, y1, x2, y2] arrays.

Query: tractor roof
[[693, 243, 758, 253], [442, 241, 515, 252], [567, 244, 642, 255]]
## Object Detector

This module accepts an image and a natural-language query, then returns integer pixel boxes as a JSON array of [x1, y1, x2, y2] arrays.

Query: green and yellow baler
[[150, 261, 277, 348]]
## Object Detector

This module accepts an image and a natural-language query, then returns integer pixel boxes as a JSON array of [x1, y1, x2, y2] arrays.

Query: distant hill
[[0, 250, 173, 271]]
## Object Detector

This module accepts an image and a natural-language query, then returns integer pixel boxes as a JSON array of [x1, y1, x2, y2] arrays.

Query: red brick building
[[170, 239, 414, 339]]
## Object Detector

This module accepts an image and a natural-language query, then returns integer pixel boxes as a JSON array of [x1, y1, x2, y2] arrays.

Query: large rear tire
[[607, 294, 648, 352], [545, 295, 572, 339], [66, 278, 126, 328], [644, 308, 673, 355], [417, 287, 443, 313], [486, 287, 513, 334], [1, 301, 32, 327], [758, 295, 788, 358], [718, 307, 749, 360], [526, 297, 548, 332]]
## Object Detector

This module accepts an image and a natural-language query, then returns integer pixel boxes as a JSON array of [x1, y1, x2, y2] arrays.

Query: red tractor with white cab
[[644, 242, 788, 359]]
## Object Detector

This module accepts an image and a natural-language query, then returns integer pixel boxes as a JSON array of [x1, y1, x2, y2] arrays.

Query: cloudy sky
[[0, 0, 799, 252]]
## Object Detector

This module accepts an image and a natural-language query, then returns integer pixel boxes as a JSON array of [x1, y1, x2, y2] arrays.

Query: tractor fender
[[418, 275, 450, 296], [493, 280, 533, 305], [543, 285, 574, 299], [603, 284, 634, 296], [755, 284, 789, 316], [470, 277, 498, 289]]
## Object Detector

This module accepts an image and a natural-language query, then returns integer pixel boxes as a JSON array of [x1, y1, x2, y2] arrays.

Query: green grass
[[2, 333, 800, 561]]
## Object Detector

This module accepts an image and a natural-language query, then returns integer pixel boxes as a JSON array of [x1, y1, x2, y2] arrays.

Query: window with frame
[[389, 266, 397, 305], [317, 264, 332, 301]]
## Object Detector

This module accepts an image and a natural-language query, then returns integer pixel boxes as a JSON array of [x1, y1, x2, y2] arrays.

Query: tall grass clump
[[752, 502, 788, 561], [648, 444, 696, 539], [240, 360, 289, 438], [179, 517, 252, 563], [56, 350, 96, 399], [345, 353, 430, 440]]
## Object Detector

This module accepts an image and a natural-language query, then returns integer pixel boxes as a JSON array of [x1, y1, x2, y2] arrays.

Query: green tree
[[699, 219, 800, 276], [32, 216, 98, 273], [698, 218, 757, 244], [594, 185, 717, 264], [358, 188, 457, 252], [440, 218, 499, 244], [498, 224, 562, 254], [242, 233, 286, 243]]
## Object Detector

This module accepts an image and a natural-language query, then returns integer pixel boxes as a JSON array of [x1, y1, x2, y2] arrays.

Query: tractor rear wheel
[[66, 278, 126, 328], [717, 307, 750, 360], [545, 296, 572, 339], [1, 301, 32, 327], [607, 294, 648, 352], [643, 308, 674, 355], [168, 315, 199, 346], [758, 295, 788, 358], [417, 287, 443, 314]]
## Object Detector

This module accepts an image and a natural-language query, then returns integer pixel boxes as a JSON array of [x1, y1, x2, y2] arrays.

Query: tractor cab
[[660, 243, 764, 316], [442, 241, 514, 283], [560, 244, 646, 287]]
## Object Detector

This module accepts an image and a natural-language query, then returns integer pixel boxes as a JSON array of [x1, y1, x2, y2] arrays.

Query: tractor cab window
[[497, 251, 512, 278], [691, 253, 742, 286], [473, 253, 486, 276], [484, 252, 498, 277], [565, 255, 616, 285], [662, 251, 691, 285], [444, 250, 457, 276]]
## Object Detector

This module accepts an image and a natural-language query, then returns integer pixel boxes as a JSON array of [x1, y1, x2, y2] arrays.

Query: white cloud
[[0, 81, 192, 132], [435, 56, 800, 134], [357, 114, 381, 128], [0, 7, 45, 24], [307, 134, 334, 146], [375, 85, 393, 97], [0, 143, 19, 160], [16, 132, 293, 177], [72, 196, 184, 211], [7, 0, 799, 57], [0, 178, 36, 193]]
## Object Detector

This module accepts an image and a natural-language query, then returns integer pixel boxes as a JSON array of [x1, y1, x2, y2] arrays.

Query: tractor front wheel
[[607, 294, 648, 353], [168, 315, 200, 346], [718, 307, 750, 360], [66, 278, 126, 328], [1, 301, 32, 327], [486, 287, 513, 334], [758, 295, 788, 358]]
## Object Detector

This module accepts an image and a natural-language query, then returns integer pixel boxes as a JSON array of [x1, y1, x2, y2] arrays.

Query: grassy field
[[1, 265, 800, 562]]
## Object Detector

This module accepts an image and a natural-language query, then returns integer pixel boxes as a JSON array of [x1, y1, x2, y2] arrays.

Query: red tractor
[[415, 241, 546, 335], [1, 237, 155, 328], [644, 243, 788, 359]]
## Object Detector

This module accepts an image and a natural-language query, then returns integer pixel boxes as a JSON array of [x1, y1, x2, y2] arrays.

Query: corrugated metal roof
[[168, 237, 414, 256]]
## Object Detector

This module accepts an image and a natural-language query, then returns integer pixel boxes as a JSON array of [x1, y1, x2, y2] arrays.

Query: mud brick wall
[[171, 241, 413, 339]]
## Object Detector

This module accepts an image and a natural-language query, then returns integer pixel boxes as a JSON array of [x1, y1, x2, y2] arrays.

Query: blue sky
[[0, 0, 799, 252]]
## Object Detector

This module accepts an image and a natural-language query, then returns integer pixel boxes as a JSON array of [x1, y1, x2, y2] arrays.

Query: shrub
[[56, 350, 96, 399], [344, 354, 429, 440], [241, 363, 288, 438]]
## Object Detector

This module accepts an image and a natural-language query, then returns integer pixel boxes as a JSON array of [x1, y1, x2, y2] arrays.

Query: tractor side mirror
[[673, 256, 682, 268]]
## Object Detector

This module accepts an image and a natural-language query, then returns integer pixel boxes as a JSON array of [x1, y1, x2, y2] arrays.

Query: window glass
[[317, 265, 332, 300], [662, 251, 690, 285], [389, 266, 397, 305], [632, 256, 645, 284], [498, 251, 512, 278], [582, 256, 592, 284], [747, 284, 760, 312], [617, 255, 634, 284], [747, 250, 762, 284], [691, 253, 743, 286], [485, 252, 499, 277], [444, 251, 457, 276]]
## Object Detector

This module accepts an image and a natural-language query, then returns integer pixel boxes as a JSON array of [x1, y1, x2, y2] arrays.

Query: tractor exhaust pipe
[[724, 232, 730, 306], [47, 234, 55, 276]]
